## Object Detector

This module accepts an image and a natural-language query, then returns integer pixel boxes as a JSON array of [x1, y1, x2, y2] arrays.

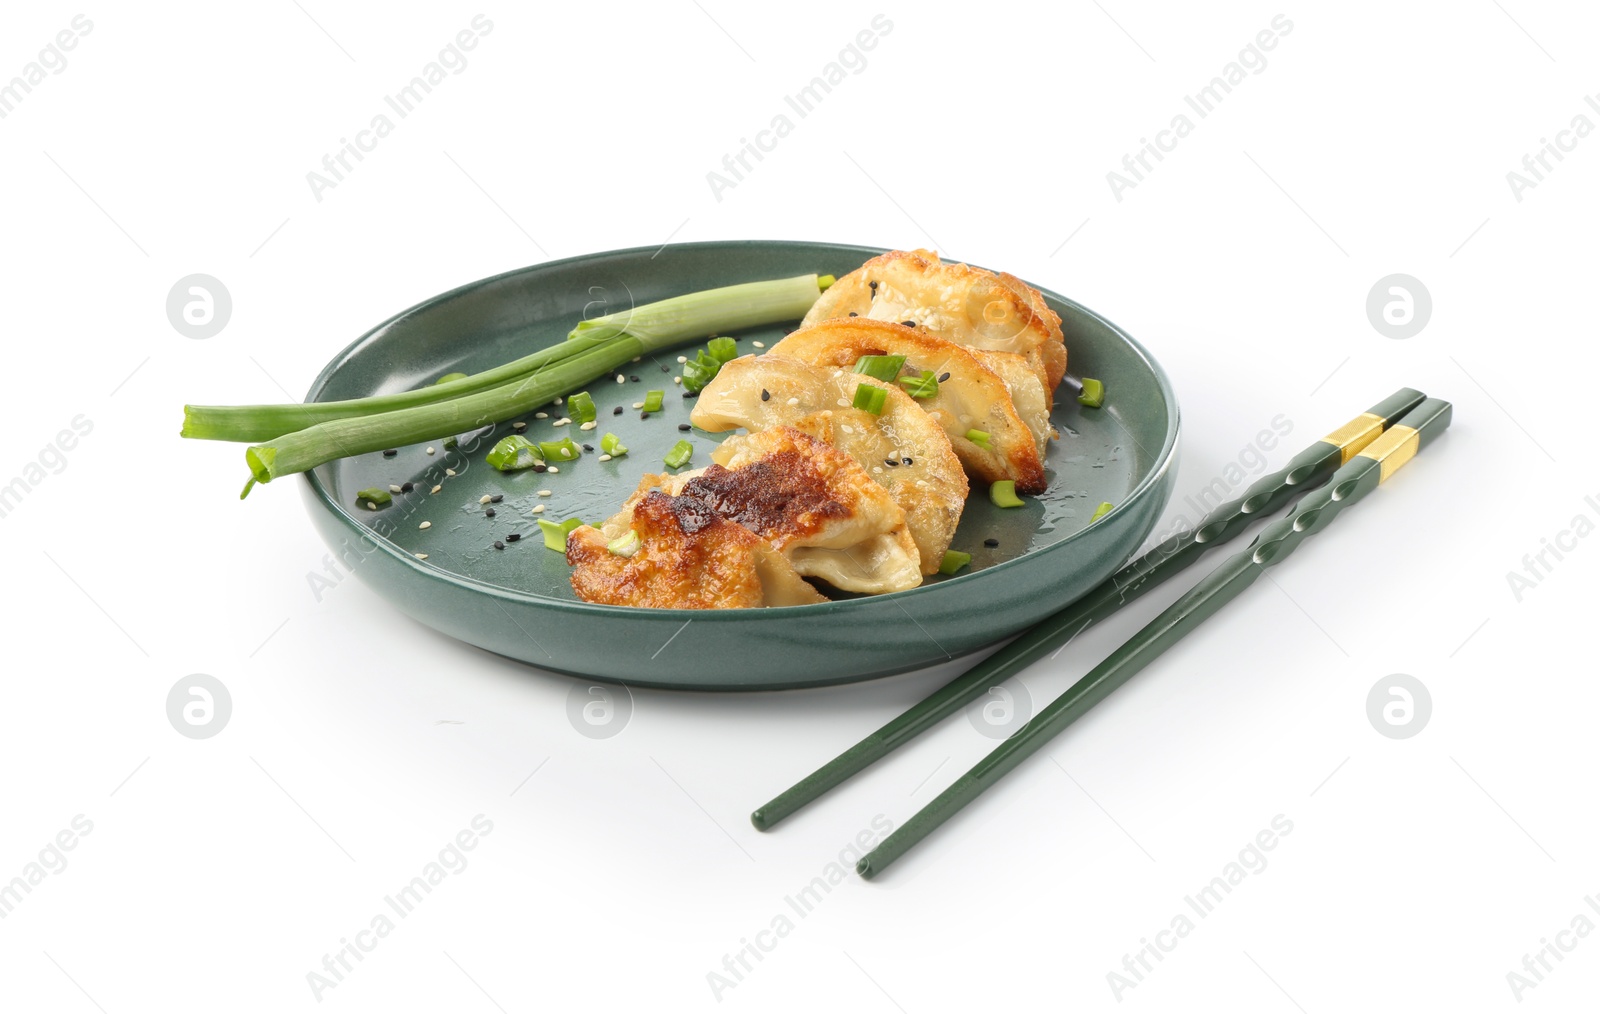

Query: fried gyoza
[[801, 248, 1067, 403], [771, 318, 1052, 493], [691, 355, 966, 574]]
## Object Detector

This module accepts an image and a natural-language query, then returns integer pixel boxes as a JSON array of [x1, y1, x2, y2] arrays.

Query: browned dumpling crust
[[567, 490, 826, 609], [591, 426, 922, 596], [691, 354, 967, 574]]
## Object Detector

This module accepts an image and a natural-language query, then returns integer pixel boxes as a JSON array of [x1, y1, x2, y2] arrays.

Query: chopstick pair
[[751, 388, 1451, 878]]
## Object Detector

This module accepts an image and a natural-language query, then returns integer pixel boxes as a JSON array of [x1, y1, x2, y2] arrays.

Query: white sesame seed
[[836, 398, 848, 407], [445, 468, 456, 476], [531, 504, 546, 513], [479, 495, 492, 504], [579, 421, 596, 431], [430, 484, 442, 494], [419, 521, 432, 529], [673, 376, 682, 385], [391, 485, 403, 493], [535, 412, 549, 419], [752, 341, 765, 348], [872, 466, 882, 474], [414, 552, 428, 560], [616, 374, 626, 383], [512, 421, 527, 431], [632, 356, 641, 362], [677, 355, 688, 364], [364, 501, 377, 510], [632, 401, 644, 409], [597, 454, 612, 462], [538, 490, 552, 497], [553, 418, 570, 427], [546, 466, 559, 473], [841, 424, 854, 434], [554, 397, 563, 404], [786, 397, 799, 406], [426, 446, 436, 455]]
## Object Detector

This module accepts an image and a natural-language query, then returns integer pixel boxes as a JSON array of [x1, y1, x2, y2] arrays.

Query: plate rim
[[301, 239, 1181, 619]]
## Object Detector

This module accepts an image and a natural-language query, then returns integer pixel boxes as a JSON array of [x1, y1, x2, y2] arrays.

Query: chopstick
[[750, 387, 1426, 832], [854, 397, 1453, 878]]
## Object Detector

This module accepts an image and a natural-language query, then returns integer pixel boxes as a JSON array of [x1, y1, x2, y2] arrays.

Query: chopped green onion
[[818, 274, 835, 290], [1078, 377, 1105, 408], [1090, 501, 1114, 522], [852, 383, 888, 414], [642, 390, 664, 413], [990, 480, 1025, 508], [354, 487, 392, 509], [607, 530, 641, 557], [966, 429, 992, 450], [898, 371, 939, 399], [852, 354, 906, 382], [600, 432, 628, 457], [486, 435, 544, 471], [538, 517, 584, 551], [539, 437, 581, 462], [681, 352, 719, 392], [707, 336, 739, 364], [567, 390, 596, 423], [435, 372, 469, 385], [938, 550, 971, 575], [664, 439, 694, 468]]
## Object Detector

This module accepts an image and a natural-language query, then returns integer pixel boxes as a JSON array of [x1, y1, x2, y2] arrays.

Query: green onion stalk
[[211, 273, 832, 496], [184, 331, 620, 443]]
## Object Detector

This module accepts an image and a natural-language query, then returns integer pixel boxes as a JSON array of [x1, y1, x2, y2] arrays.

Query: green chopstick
[[749, 387, 1425, 832], [855, 398, 1453, 878]]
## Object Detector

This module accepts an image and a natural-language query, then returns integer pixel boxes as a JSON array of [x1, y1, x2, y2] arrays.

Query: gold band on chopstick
[[1357, 424, 1420, 483], [1322, 412, 1386, 463]]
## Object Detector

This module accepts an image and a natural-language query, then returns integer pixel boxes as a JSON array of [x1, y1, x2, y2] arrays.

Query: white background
[[2, 2, 1597, 1011]]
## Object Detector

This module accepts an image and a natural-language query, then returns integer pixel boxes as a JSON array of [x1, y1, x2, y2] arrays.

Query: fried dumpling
[[567, 490, 826, 608], [801, 248, 1067, 403], [599, 427, 921, 595], [690, 355, 966, 574], [771, 319, 1052, 493]]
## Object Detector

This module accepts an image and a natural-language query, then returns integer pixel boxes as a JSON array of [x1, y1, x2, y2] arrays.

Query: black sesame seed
[[761, 389, 770, 401], [485, 508, 497, 518], [400, 482, 415, 493], [902, 457, 913, 465], [641, 412, 651, 420], [506, 532, 521, 542], [848, 311, 859, 317], [493, 540, 505, 550], [683, 390, 698, 399], [900, 320, 916, 328], [678, 423, 691, 431], [613, 405, 624, 415], [660, 364, 670, 372], [938, 372, 951, 382], [490, 494, 503, 503], [629, 375, 640, 382], [582, 443, 594, 452], [533, 463, 548, 473], [382, 448, 398, 457], [869, 280, 878, 295], [884, 458, 899, 467], [984, 538, 1000, 548]]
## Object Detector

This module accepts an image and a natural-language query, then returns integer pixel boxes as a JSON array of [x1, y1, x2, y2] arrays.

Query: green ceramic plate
[[300, 241, 1179, 690]]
